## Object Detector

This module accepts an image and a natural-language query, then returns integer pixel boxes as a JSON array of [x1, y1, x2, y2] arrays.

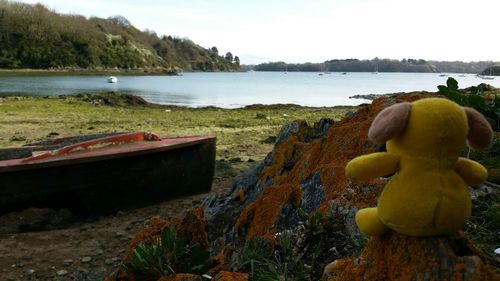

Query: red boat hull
[[0, 133, 216, 217]]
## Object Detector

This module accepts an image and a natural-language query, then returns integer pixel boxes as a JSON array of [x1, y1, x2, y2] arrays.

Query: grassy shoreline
[[0, 68, 178, 76], [0, 68, 247, 76], [0, 93, 356, 177]]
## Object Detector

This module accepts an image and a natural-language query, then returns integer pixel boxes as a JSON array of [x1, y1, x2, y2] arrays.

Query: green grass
[[0, 95, 354, 178], [465, 190, 500, 270]]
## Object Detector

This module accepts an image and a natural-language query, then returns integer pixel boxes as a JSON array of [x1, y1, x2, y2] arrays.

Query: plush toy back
[[347, 97, 494, 237]]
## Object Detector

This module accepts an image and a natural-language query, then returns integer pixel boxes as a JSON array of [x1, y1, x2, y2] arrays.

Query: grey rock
[[313, 118, 335, 139], [300, 172, 325, 213], [275, 121, 302, 144], [327, 199, 360, 238], [202, 161, 268, 254], [274, 119, 333, 145], [470, 181, 497, 201], [275, 204, 301, 230]]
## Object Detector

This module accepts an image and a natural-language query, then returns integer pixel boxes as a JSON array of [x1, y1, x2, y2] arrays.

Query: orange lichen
[[213, 271, 249, 281], [235, 183, 303, 239], [257, 136, 306, 184], [124, 207, 209, 263], [169, 207, 209, 247], [323, 231, 500, 281], [236, 191, 246, 202], [115, 208, 211, 281], [125, 216, 168, 260]]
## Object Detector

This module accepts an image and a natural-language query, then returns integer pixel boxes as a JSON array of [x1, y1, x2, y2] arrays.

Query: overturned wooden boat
[[0, 132, 216, 217]]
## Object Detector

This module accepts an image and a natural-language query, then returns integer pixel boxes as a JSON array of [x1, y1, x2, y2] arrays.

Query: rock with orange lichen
[[104, 208, 211, 281], [168, 206, 209, 248], [202, 117, 341, 256], [125, 216, 168, 260], [212, 271, 249, 281], [125, 207, 208, 261], [202, 93, 432, 254], [322, 231, 500, 281]]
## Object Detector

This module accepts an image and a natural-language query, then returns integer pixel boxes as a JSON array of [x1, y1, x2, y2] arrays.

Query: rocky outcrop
[[322, 231, 499, 281], [202, 93, 429, 251]]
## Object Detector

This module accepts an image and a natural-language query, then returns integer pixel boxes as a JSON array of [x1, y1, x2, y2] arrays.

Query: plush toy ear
[[464, 107, 493, 150], [368, 102, 411, 144]]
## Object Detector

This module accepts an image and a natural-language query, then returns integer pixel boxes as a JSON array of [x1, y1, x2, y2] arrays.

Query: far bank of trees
[[253, 58, 497, 74]]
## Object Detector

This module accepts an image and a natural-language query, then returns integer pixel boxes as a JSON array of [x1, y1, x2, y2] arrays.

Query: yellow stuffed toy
[[346, 98, 493, 237]]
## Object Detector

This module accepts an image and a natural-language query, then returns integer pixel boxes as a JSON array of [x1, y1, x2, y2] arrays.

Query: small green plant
[[353, 234, 368, 255], [239, 237, 272, 276], [438, 77, 500, 131], [239, 234, 308, 281], [301, 210, 327, 238], [464, 191, 500, 269], [124, 227, 211, 280]]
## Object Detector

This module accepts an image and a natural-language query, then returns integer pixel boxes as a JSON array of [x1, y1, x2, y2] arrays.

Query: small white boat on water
[[108, 76, 118, 83]]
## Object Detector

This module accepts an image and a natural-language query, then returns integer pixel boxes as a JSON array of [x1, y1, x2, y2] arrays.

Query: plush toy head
[[370, 98, 493, 161], [346, 97, 494, 237]]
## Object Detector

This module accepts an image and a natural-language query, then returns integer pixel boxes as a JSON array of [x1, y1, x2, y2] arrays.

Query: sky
[[16, 0, 500, 64]]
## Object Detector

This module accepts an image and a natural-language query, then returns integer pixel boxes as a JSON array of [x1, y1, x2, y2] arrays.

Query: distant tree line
[[253, 58, 498, 74], [0, 1, 241, 71], [481, 65, 500, 76]]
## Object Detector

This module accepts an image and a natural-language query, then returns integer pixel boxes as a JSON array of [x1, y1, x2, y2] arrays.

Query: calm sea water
[[0, 72, 498, 108]]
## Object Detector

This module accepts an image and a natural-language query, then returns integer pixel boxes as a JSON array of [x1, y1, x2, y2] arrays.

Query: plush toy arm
[[346, 152, 400, 182], [454, 157, 488, 186]]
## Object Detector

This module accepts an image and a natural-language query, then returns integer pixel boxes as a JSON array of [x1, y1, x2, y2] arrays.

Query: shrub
[[124, 227, 211, 280]]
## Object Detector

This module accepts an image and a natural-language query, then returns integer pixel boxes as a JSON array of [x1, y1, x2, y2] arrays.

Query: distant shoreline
[[0, 68, 250, 76], [0, 68, 178, 76]]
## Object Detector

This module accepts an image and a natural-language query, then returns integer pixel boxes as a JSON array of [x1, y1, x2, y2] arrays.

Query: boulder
[[225, 93, 429, 243]]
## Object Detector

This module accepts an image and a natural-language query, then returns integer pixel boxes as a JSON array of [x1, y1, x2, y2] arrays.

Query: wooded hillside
[[0, 1, 241, 72]]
